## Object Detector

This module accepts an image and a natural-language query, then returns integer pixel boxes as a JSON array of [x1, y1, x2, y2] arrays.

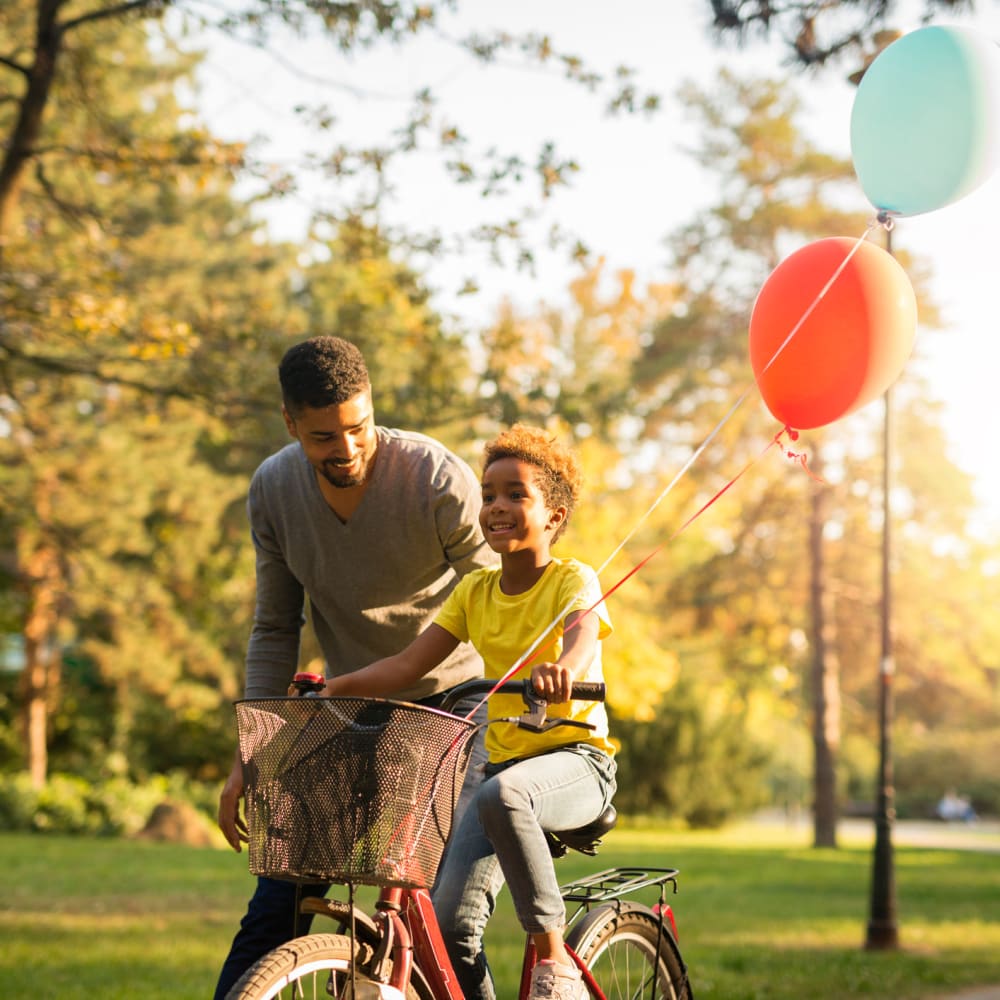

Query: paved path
[[931, 989, 1000, 1000], [840, 817, 1000, 853], [751, 811, 1000, 853]]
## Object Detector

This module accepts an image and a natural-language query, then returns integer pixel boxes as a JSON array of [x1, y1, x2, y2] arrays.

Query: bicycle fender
[[299, 897, 381, 943]]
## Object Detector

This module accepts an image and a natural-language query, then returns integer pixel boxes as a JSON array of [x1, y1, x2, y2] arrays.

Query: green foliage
[[0, 771, 219, 835], [895, 730, 1000, 819], [612, 678, 772, 827]]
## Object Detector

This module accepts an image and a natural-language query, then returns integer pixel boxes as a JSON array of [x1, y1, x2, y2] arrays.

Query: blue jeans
[[213, 692, 489, 1000], [431, 744, 617, 1000]]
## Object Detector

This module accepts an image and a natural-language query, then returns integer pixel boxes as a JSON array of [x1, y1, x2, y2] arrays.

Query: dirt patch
[[135, 799, 215, 847]]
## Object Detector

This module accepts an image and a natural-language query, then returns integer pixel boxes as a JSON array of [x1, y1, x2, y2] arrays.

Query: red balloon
[[749, 237, 917, 430]]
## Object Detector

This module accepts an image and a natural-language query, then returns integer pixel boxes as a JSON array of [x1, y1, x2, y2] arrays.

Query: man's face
[[283, 390, 377, 489]]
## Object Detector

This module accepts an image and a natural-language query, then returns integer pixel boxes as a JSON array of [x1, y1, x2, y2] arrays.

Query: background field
[[2, 819, 998, 999]]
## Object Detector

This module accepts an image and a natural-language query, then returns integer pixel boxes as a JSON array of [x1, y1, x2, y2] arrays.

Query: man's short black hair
[[279, 336, 371, 417]]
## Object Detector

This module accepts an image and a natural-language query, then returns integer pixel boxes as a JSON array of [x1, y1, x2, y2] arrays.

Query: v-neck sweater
[[244, 427, 497, 700]]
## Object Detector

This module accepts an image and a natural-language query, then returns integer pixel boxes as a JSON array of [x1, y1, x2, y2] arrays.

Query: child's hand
[[531, 662, 575, 704]]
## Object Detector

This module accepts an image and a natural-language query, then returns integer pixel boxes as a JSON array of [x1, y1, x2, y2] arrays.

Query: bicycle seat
[[546, 804, 618, 858]]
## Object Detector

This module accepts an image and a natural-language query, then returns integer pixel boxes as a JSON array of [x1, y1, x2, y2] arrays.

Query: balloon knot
[[773, 426, 824, 482], [785, 447, 825, 483], [875, 210, 896, 231]]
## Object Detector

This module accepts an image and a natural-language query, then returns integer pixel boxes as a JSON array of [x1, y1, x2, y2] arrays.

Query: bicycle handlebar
[[436, 677, 606, 715], [290, 673, 605, 733]]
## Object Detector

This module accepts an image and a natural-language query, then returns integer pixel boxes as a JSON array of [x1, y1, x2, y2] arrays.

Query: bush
[[0, 771, 220, 836], [33, 774, 95, 833], [612, 678, 771, 827], [0, 772, 40, 830], [895, 729, 1000, 819]]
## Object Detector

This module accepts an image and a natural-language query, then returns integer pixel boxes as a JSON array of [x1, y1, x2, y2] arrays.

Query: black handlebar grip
[[570, 681, 606, 702]]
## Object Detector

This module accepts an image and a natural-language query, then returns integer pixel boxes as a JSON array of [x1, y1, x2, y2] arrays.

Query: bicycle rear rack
[[559, 866, 679, 904]]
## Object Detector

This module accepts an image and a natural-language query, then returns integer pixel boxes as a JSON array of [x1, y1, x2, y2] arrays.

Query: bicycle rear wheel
[[224, 932, 424, 1000], [566, 903, 692, 1000]]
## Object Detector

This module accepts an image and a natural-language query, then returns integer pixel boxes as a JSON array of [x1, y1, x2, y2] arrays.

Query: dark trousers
[[213, 876, 329, 999]]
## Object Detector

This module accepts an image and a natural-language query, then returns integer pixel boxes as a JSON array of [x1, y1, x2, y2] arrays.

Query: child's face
[[480, 457, 564, 556]]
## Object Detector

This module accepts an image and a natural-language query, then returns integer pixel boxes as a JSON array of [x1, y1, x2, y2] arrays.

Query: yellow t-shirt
[[434, 558, 614, 764]]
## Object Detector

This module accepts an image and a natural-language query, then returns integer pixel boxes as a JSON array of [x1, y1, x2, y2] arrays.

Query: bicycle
[[226, 675, 693, 1000]]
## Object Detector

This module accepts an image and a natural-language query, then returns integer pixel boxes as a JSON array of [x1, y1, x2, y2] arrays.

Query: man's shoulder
[[252, 443, 308, 488], [378, 428, 477, 479]]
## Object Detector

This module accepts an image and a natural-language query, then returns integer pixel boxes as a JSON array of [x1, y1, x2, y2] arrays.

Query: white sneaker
[[528, 960, 588, 1000]]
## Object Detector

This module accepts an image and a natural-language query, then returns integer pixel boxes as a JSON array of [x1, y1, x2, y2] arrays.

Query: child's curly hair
[[483, 424, 583, 542]]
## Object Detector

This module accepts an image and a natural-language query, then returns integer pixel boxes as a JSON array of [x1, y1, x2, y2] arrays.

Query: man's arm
[[244, 484, 308, 699], [219, 486, 307, 851]]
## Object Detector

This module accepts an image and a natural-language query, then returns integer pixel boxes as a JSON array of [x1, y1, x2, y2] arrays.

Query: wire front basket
[[235, 697, 478, 888]]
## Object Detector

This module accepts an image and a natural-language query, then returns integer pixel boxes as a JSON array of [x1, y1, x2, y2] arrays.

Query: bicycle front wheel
[[225, 932, 424, 1000], [566, 903, 692, 1000]]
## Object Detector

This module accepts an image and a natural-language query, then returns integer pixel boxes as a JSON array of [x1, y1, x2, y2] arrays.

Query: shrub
[[612, 679, 771, 827], [0, 772, 40, 830], [895, 729, 1000, 819], [0, 772, 220, 836]]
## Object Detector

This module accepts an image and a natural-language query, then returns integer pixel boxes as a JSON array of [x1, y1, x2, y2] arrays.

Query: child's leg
[[477, 747, 616, 948], [431, 791, 506, 1000]]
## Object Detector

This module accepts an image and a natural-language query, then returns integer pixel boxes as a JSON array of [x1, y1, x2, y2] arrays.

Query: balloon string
[[782, 427, 826, 482], [465, 223, 888, 718], [464, 430, 797, 718], [466, 382, 760, 716], [756, 222, 879, 379]]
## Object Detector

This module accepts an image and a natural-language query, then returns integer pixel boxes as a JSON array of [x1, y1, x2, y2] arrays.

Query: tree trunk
[[21, 544, 61, 788], [19, 471, 63, 789], [0, 0, 65, 246], [809, 460, 841, 848]]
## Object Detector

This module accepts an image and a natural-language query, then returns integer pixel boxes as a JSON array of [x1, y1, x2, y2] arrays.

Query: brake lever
[[498, 685, 596, 734]]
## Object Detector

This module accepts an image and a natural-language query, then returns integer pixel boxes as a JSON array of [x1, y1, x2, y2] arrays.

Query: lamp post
[[865, 220, 899, 951]]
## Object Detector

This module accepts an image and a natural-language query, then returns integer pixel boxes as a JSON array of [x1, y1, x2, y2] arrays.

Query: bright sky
[[190, 0, 1000, 526]]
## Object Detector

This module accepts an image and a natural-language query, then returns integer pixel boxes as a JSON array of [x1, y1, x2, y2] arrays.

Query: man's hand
[[218, 755, 248, 852], [531, 662, 575, 704]]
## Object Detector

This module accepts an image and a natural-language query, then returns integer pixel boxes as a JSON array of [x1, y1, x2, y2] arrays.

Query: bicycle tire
[[565, 902, 692, 1000], [224, 932, 425, 1000]]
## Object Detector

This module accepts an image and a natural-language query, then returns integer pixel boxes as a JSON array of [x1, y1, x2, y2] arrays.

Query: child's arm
[[321, 623, 460, 698], [530, 609, 599, 704]]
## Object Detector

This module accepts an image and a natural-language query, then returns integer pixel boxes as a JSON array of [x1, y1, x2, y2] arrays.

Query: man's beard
[[319, 455, 369, 489]]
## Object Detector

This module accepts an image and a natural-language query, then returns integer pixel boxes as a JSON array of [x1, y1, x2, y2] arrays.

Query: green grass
[[1, 821, 998, 999]]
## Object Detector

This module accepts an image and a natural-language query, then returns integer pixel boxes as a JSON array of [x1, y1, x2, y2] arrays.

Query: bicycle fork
[[358, 887, 466, 1000]]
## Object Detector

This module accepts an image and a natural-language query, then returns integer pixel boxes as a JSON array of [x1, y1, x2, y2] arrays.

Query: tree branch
[[60, 0, 169, 34]]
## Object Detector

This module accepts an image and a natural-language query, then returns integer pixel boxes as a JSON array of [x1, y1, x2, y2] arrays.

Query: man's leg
[[432, 691, 489, 894], [213, 876, 328, 999]]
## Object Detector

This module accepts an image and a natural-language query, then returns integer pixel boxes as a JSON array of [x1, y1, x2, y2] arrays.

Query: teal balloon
[[850, 25, 1000, 216]]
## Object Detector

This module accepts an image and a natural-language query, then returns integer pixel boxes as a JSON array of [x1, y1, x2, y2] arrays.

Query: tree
[[705, 0, 974, 69], [1, 0, 660, 272], [0, 4, 479, 785], [623, 68, 992, 841]]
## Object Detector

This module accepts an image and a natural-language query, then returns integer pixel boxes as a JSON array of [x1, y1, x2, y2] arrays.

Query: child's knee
[[477, 773, 524, 827]]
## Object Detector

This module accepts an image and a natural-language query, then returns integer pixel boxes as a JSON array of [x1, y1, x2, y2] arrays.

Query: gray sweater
[[244, 427, 496, 700]]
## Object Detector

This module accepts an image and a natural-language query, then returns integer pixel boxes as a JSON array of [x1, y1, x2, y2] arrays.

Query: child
[[320, 424, 616, 1000]]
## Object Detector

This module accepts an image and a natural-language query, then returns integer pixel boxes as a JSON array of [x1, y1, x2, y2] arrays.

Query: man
[[214, 336, 496, 999]]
